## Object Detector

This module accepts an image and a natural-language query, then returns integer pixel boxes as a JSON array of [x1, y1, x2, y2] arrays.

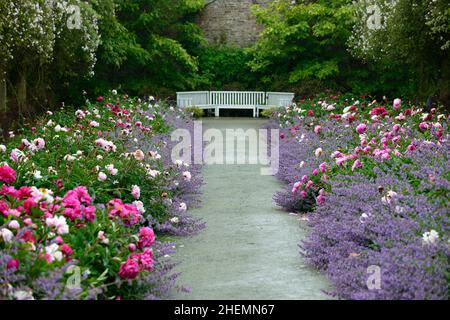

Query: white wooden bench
[[176, 91, 294, 117]]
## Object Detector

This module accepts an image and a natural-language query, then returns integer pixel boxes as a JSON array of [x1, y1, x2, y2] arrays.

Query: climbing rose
[[0, 165, 16, 184]]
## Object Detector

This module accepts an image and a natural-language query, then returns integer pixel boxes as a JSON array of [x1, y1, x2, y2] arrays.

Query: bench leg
[[253, 107, 256, 118], [215, 107, 219, 117]]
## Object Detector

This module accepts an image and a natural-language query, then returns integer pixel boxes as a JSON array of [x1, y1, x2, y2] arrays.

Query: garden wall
[[198, 0, 270, 47]]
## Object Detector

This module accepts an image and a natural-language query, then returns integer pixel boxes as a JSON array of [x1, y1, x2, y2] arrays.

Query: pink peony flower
[[131, 185, 141, 199], [128, 243, 137, 252], [299, 190, 307, 199], [138, 227, 156, 249], [356, 123, 367, 134], [319, 162, 327, 172], [98, 172, 107, 181], [407, 144, 416, 152], [108, 199, 142, 226], [419, 122, 429, 131], [314, 125, 321, 134], [133, 150, 145, 161], [316, 193, 326, 205], [0, 165, 16, 184], [119, 258, 140, 279], [138, 249, 154, 271], [393, 98, 401, 110], [393, 124, 400, 132], [351, 159, 362, 172], [293, 181, 302, 189], [97, 96, 104, 102]]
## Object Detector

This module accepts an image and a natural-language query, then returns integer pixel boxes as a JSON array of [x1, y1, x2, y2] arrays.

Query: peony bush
[[0, 92, 203, 299], [270, 93, 449, 299]]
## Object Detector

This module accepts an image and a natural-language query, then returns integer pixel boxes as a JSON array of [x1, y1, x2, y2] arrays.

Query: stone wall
[[198, 0, 270, 48]]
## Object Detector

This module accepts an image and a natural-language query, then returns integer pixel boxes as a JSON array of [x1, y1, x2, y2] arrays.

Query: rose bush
[[0, 91, 203, 299]]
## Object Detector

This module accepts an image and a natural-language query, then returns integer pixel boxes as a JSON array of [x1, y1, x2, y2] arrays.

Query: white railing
[[177, 91, 209, 108], [176, 91, 294, 117], [209, 91, 265, 106]]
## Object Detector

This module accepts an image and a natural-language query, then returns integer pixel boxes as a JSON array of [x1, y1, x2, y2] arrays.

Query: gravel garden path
[[172, 118, 329, 300]]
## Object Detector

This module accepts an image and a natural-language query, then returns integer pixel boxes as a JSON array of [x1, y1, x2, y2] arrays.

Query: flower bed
[[271, 93, 449, 299], [0, 92, 203, 299]]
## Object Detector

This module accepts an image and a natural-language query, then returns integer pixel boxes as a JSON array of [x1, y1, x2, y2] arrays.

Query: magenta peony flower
[[119, 258, 140, 279], [356, 123, 367, 134], [419, 122, 429, 131], [6, 259, 20, 271], [319, 162, 327, 173], [0, 165, 16, 184], [138, 227, 156, 249], [138, 249, 154, 271]]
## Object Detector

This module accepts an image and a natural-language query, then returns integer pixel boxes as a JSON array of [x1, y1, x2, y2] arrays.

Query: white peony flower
[[133, 201, 146, 214], [178, 202, 187, 212], [182, 171, 192, 182], [45, 243, 63, 262], [314, 148, 323, 158], [422, 230, 439, 245], [98, 172, 107, 181], [45, 216, 69, 235], [33, 170, 42, 180], [0, 228, 14, 243]]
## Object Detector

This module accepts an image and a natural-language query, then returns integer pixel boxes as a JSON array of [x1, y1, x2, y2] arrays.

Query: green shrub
[[260, 107, 281, 118], [185, 106, 204, 118]]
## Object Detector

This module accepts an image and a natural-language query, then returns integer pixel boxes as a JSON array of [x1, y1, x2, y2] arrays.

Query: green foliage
[[249, 0, 354, 86], [260, 107, 281, 119], [349, 0, 450, 101], [184, 106, 204, 118], [88, 0, 205, 96], [194, 45, 259, 90]]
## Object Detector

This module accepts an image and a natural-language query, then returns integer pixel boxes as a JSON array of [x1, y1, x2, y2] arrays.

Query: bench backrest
[[176, 91, 294, 108]]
